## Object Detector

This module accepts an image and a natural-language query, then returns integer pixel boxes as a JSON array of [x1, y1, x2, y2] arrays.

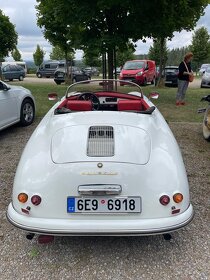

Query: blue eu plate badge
[[67, 197, 75, 213]]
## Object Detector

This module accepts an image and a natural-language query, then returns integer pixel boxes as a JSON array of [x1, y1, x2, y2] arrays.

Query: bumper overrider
[[7, 203, 194, 236]]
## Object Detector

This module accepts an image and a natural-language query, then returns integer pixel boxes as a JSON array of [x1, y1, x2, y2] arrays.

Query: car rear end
[[201, 66, 210, 88], [164, 66, 179, 87], [7, 113, 193, 236]]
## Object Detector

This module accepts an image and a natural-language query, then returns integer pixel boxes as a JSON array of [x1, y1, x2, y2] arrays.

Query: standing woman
[[176, 52, 194, 105]]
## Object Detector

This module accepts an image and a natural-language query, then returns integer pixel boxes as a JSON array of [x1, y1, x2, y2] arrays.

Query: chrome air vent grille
[[87, 126, 114, 157]]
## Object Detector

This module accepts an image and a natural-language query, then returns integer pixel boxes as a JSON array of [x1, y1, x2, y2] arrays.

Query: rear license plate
[[67, 196, 141, 213]]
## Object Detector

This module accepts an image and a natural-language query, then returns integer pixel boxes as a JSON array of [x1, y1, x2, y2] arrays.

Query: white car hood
[[51, 124, 151, 165]]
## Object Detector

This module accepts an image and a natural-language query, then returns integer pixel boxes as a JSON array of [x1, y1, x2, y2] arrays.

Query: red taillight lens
[[159, 195, 170, 205], [18, 193, 28, 203], [31, 195, 42, 206], [173, 193, 183, 203]]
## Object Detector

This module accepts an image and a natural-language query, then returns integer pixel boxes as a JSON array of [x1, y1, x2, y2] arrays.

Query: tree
[[36, 0, 209, 80], [116, 44, 135, 67], [129, 1, 208, 85], [50, 45, 75, 61], [33, 44, 45, 66], [166, 47, 190, 66], [11, 48, 22, 61], [83, 48, 101, 67], [0, 10, 18, 62], [191, 27, 210, 71], [148, 39, 168, 66], [148, 38, 168, 85]]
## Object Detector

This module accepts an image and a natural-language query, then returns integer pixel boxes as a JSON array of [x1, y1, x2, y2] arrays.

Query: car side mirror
[[48, 93, 58, 101], [1, 83, 10, 91], [149, 92, 159, 99]]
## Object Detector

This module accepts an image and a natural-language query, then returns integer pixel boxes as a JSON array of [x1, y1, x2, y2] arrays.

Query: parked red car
[[120, 60, 156, 86]]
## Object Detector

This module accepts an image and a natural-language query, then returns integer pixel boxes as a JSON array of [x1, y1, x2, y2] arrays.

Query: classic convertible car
[[7, 79, 194, 239]]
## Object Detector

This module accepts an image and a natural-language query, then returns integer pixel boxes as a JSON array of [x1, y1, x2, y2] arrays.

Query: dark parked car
[[164, 66, 179, 87], [54, 67, 91, 85], [1, 64, 25, 81], [83, 67, 99, 76]]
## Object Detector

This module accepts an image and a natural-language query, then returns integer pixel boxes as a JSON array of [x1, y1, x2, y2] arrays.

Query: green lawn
[[12, 81, 207, 123]]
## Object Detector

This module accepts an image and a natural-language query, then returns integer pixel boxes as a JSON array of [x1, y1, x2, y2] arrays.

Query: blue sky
[[1, 0, 210, 61]]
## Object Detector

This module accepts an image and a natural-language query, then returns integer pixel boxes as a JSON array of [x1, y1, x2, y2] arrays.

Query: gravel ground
[[0, 119, 209, 280]]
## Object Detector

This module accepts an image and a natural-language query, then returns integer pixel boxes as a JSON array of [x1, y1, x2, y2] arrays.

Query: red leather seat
[[66, 100, 92, 111], [118, 100, 143, 111]]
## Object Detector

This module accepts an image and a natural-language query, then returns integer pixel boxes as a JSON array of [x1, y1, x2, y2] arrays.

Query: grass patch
[[143, 85, 205, 123], [11, 81, 206, 122]]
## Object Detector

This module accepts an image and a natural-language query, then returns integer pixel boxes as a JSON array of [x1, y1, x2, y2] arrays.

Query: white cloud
[[1, 1, 210, 61]]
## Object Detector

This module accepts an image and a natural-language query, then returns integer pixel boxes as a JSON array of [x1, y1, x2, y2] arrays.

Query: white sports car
[[7, 79, 193, 239], [0, 80, 35, 131]]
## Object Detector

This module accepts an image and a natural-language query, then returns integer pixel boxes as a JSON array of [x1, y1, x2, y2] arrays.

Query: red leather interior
[[118, 100, 143, 111], [66, 100, 92, 111]]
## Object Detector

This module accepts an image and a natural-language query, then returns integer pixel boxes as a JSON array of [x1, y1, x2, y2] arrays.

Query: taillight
[[173, 193, 183, 203], [31, 195, 42, 206], [18, 193, 28, 203], [159, 195, 170, 205]]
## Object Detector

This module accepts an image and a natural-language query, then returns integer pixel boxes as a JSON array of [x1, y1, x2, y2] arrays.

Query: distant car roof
[[165, 66, 179, 68], [200, 64, 210, 68]]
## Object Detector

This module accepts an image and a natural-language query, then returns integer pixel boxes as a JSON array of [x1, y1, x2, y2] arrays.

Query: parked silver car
[[201, 66, 210, 88], [199, 64, 210, 76], [0, 80, 35, 131]]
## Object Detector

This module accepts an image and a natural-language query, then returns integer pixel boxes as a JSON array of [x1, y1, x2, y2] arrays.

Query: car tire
[[37, 73, 42, 78], [20, 98, 35, 126], [202, 106, 210, 141], [9, 79, 13, 81], [55, 81, 62, 85], [143, 78, 147, 86], [19, 75, 24, 81]]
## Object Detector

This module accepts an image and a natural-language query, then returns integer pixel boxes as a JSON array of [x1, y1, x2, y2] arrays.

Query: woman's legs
[[176, 80, 189, 104]]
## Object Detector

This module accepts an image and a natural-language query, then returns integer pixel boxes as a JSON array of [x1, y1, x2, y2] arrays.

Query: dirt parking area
[[0, 120, 209, 280], [17, 75, 202, 87]]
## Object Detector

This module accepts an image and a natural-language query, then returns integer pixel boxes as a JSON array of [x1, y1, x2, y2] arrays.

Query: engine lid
[[51, 125, 151, 165]]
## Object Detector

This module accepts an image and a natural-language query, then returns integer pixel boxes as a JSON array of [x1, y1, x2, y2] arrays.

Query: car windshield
[[206, 67, 210, 73], [165, 68, 179, 74], [123, 61, 145, 70], [66, 79, 143, 98]]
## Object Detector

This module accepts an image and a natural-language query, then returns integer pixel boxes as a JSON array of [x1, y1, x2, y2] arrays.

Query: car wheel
[[200, 83, 204, 88], [55, 81, 62, 85], [19, 75, 24, 81], [37, 73, 42, 78], [203, 106, 210, 141], [143, 78, 147, 86], [20, 98, 35, 126], [9, 79, 13, 81]]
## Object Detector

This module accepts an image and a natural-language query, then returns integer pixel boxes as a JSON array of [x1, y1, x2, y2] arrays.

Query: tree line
[[0, 1, 210, 80]]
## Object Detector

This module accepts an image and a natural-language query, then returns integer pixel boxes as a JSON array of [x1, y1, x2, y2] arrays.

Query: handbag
[[183, 61, 194, 82]]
